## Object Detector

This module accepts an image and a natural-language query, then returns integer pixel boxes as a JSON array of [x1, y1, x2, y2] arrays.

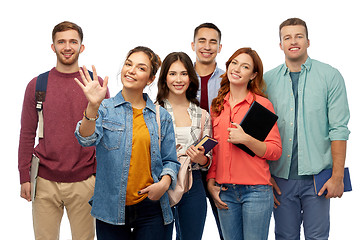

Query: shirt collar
[[194, 62, 223, 79], [282, 56, 312, 75], [223, 91, 255, 106], [113, 91, 156, 112]]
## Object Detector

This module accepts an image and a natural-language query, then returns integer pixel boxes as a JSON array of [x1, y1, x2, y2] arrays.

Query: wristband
[[84, 110, 99, 121], [200, 156, 210, 168]]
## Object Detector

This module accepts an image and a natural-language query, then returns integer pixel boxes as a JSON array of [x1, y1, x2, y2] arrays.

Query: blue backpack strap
[[88, 70, 93, 80], [35, 71, 50, 111], [35, 71, 49, 138]]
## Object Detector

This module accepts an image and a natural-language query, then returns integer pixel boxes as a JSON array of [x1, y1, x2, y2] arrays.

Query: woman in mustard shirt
[[74, 46, 179, 240]]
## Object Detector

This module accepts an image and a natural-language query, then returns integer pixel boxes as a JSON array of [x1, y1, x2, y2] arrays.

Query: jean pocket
[[100, 120, 125, 150]]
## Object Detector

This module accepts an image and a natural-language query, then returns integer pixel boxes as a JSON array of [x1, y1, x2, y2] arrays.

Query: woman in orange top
[[207, 48, 282, 240]]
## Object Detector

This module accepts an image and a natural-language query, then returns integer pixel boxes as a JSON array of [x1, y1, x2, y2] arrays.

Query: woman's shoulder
[[255, 94, 275, 111]]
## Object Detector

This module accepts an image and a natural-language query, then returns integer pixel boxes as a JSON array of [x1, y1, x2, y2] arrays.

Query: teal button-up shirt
[[264, 57, 350, 179]]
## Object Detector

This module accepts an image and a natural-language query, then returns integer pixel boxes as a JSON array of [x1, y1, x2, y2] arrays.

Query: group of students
[[18, 18, 350, 240]]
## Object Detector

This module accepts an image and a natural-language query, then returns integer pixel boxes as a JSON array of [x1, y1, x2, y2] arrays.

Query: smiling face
[[227, 53, 257, 87], [166, 60, 190, 98], [280, 25, 310, 65], [192, 27, 222, 65], [120, 51, 154, 92], [51, 30, 84, 71]]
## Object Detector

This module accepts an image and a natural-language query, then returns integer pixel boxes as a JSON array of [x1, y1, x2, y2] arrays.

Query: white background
[[1, 0, 362, 239]]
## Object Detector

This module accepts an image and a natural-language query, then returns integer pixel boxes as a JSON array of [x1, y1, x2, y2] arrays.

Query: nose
[[233, 65, 241, 73], [291, 37, 297, 45], [204, 42, 211, 50], [175, 74, 183, 82], [127, 66, 136, 75], [65, 41, 71, 50]]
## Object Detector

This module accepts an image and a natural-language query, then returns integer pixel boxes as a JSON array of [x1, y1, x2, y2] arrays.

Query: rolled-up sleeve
[[74, 121, 99, 147], [327, 70, 350, 141]]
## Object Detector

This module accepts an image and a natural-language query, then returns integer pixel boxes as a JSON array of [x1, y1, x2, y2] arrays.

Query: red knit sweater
[[18, 68, 109, 184]]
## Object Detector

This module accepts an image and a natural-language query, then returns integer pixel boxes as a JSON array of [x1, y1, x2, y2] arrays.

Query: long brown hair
[[211, 47, 266, 116], [156, 52, 199, 107]]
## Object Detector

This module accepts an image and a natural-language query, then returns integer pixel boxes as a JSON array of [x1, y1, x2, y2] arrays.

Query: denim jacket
[[75, 91, 179, 225]]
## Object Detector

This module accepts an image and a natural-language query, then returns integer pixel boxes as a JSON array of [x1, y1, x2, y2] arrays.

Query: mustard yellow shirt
[[126, 108, 154, 205]]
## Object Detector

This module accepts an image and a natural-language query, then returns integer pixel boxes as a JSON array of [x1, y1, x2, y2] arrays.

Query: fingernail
[[138, 191, 141, 195]]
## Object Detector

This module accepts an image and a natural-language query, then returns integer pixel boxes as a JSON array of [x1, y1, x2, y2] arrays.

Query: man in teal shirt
[[264, 18, 350, 240]]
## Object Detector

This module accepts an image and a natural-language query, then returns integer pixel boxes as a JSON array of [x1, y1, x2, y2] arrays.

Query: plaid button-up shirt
[[162, 99, 213, 170]]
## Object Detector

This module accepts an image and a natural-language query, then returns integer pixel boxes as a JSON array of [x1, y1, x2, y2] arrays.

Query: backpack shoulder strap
[[200, 108, 207, 139], [35, 71, 49, 105], [35, 71, 50, 138]]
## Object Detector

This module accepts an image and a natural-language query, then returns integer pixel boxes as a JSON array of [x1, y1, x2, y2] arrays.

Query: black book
[[234, 101, 278, 156]]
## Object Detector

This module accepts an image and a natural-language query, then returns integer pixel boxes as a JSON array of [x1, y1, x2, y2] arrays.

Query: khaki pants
[[32, 176, 95, 240]]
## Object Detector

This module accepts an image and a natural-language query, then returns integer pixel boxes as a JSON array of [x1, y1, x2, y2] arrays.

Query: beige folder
[[30, 155, 40, 201]]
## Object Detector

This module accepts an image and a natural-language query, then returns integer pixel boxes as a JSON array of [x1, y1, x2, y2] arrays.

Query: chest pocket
[[212, 116, 222, 140], [101, 120, 125, 150]]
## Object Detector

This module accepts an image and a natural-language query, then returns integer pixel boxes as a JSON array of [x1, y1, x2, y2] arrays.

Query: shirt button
[[287, 155, 291, 158], [289, 138, 292, 141]]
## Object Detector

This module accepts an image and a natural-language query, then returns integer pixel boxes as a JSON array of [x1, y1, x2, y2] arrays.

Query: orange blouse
[[207, 92, 282, 185]]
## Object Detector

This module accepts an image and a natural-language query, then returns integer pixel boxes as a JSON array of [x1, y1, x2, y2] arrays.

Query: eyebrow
[[197, 37, 218, 42], [232, 59, 252, 67], [57, 38, 79, 42], [125, 59, 149, 68]]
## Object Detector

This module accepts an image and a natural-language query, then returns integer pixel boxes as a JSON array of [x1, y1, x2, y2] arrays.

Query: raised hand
[[74, 65, 109, 107]]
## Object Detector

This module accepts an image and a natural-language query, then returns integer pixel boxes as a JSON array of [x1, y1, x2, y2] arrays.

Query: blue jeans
[[217, 184, 273, 240], [96, 197, 173, 240], [273, 176, 330, 240], [174, 170, 207, 240]]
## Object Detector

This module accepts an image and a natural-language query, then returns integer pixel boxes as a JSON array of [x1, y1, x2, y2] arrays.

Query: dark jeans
[[96, 197, 173, 240], [174, 170, 207, 240]]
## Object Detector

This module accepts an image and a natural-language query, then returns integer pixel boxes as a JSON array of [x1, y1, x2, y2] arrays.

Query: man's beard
[[55, 50, 80, 66]]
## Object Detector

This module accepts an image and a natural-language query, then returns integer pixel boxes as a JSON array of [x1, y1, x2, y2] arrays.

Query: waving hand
[[74, 65, 109, 107]]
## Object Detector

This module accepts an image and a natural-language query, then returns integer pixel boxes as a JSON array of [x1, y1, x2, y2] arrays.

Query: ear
[[80, 44, 85, 54], [250, 72, 257, 81], [307, 39, 310, 48], [147, 76, 156, 86], [191, 41, 195, 52], [218, 43, 222, 53], [51, 43, 56, 53], [279, 42, 283, 51]]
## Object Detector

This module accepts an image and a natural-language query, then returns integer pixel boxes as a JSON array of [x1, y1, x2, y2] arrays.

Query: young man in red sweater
[[18, 21, 108, 239]]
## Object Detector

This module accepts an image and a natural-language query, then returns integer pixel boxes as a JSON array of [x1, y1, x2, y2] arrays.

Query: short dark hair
[[156, 52, 199, 106], [52, 21, 83, 43], [279, 18, 308, 40], [194, 23, 221, 43]]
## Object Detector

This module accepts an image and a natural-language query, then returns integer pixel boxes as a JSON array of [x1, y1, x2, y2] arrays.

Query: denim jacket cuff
[[160, 168, 177, 190], [74, 121, 98, 147]]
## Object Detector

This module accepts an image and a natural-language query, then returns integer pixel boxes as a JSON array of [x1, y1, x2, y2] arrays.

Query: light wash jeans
[[217, 184, 273, 240]]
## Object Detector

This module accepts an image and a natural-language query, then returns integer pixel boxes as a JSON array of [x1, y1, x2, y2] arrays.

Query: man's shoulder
[[309, 58, 339, 73], [264, 64, 285, 77]]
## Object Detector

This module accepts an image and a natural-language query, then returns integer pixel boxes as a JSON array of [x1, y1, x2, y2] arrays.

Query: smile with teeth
[[125, 75, 136, 81], [173, 84, 184, 90], [201, 52, 212, 57], [231, 73, 240, 79], [289, 47, 300, 51], [63, 52, 73, 58]]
